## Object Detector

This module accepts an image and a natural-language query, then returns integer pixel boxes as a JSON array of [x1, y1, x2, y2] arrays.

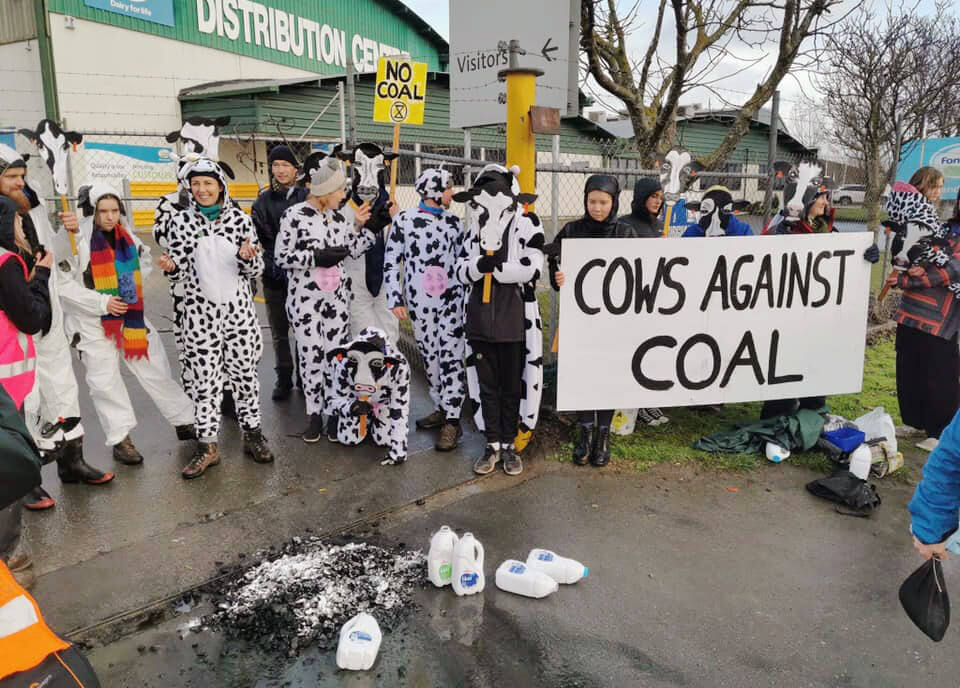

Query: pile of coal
[[206, 538, 425, 654]]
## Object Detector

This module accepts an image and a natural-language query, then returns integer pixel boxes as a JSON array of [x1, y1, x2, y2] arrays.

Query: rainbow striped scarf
[[89, 224, 148, 360]]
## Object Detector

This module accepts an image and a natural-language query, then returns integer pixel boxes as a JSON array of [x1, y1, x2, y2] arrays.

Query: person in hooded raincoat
[[162, 157, 275, 478], [384, 167, 468, 452], [57, 184, 196, 466]]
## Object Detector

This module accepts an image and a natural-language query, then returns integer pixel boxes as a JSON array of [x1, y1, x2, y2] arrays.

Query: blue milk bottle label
[[509, 563, 526, 574], [537, 552, 554, 562], [349, 631, 373, 643], [460, 572, 478, 587]]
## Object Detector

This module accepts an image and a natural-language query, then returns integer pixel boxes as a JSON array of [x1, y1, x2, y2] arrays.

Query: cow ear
[[214, 116, 231, 127], [517, 192, 538, 205], [327, 348, 347, 362], [77, 185, 94, 216], [219, 162, 236, 180], [383, 152, 400, 162], [771, 161, 793, 178], [732, 200, 752, 213], [17, 128, 37, 142], [685, 201, 702, 212], [165, 131, 181, 143], [451, 190, 476, 203], [66, 131, 83, 145]]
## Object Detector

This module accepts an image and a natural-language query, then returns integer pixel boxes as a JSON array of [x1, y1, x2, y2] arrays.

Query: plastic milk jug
[[848, 443, 872, 480], [765, 442, 790, 464], [427, 525, 459, 588], [495, 560, 559, 598], [336, 613, 382, 671], [451, 532, 485, 596], [525, 549, 589, 584]]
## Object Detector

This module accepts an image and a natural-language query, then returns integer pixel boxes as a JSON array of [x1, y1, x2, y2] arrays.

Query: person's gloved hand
[[349, 399, 373, 417], [313, 246, 350, 267], [542, 241, 561, 259], [476, 254, 504, 274], [863, 244, 880, 264]]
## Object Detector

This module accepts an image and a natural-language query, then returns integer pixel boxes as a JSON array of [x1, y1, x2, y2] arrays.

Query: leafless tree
[[580, 0, 850, 166], [786, 95, 828, 152], [817, 1, 960, 229]]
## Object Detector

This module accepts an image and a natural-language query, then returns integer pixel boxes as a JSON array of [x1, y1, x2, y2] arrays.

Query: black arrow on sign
[[541, 37, 558, 62]]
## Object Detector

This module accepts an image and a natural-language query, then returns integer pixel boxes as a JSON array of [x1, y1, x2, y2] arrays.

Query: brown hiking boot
[[112, 435, 144, 465], [243, 429, 275, 464], [182, 442, 220, 479], [416, 409, 445, 430], [435, 422, 462, 452]]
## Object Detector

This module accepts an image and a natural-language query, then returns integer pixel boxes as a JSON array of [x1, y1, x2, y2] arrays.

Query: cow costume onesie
[[0, 143, 114, 507], [58, 184, 196, 464], [275, 154, 374, 442], [384, 167, 468, 451], [338, 144, 400, 344], [454, 164, 545, 477], [164, 157, 274, 478], [326, 327, 411, 465]]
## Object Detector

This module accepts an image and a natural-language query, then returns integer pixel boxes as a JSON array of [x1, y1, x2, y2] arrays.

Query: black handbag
[[899, 558, 950, 642], [0, 388, 41, 511]]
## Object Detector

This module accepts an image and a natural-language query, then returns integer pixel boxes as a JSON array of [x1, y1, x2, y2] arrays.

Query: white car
[[833, 184, 866, 206]]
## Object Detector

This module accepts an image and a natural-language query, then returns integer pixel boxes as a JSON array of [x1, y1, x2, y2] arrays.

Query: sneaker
[[113, 436, 144, 465], [646, 408, 670, 426], [175, 424, 197, 441], [327, 414, 340, 444], [435, 422, 462, 452], [636, 408, 657, 426], [182, 442, 220, 479], [303, 414, 324, 443], [243, 429, 275, 463], [473, 444, 500, 475], [501, 445, 523, 476], [416, 409, 446, 430], [916, 437, 940, 452]]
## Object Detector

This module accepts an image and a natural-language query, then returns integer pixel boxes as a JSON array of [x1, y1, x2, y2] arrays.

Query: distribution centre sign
[[373, 57, 427, 125], [556, 234, 872, 411]]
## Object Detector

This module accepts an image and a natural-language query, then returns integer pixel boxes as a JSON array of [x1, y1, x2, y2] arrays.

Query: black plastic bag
[[0, 389, 41, 511], [805, 469, 881, 517], [899, 559, 950, 642]]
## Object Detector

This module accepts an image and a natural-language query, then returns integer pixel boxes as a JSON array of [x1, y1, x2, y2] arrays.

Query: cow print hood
[[181, 157, 232, 206], [0, 144, 27, 176], [886, 182, 944, 236], [414, 167, 451, 203]]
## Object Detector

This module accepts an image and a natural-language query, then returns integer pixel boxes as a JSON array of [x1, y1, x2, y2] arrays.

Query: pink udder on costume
[[422, 265, 448, 297], [313, 266, 341, 292]]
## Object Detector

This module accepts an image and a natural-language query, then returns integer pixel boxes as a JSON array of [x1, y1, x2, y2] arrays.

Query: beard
[[2, 189, 31, 213]]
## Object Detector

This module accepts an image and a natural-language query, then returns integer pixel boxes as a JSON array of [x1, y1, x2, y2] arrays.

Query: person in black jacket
[[619, 177, 665, 238], [548, 175, 628, 466], [251, 145, 309, 401]]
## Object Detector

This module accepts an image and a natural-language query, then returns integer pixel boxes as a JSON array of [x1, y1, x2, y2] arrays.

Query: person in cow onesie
[[454, 164, 545, 477], [0, 144, 114, 510], [275, 154, 373, 444], [682, 186, 753, 237], [161, 157, 275, 478], [57, 184, 196, 465], [338, 143, 400, 343], [384, 167, 468, 452], [325, 327, 411, 465], [252, 144, 308, 401]]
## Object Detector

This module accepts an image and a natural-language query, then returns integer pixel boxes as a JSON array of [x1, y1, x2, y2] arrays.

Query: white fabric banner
[[556, 234, 873, 411]]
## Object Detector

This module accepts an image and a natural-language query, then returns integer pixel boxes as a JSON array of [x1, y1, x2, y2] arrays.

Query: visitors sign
[[373, 57, 427, 126]]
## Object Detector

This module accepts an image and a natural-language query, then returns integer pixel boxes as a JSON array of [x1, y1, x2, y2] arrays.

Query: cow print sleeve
[[384, 358, 411, 462], [234, 210, 264, 279], [455, 222, 482, 286], [275, 204, 321, 270], [383, 212, 406, 309], [493, 213, 544, 285]]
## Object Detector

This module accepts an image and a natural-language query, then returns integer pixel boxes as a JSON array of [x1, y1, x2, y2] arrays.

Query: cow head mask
[[654, 149, 704, 202], [452, 164, 536, 252], [685, 186, 751, 237], [18, 119, 83, 195], [164, 117, 234, 180], [772, 160, 833, 225], [336, 143, 398, 204], [328, 335, 401, 397], [885, 181, 944, 270]]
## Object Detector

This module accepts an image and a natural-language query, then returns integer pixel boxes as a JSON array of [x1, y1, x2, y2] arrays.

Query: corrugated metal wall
[[0, 0, 38, 45]]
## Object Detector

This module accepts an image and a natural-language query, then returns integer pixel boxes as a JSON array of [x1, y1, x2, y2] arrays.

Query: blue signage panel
[[83, 0, 175, 27], [898, 136, 960, 198]]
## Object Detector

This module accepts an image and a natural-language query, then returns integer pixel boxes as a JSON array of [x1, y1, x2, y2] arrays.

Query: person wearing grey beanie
[[275, 154, 374, 443]]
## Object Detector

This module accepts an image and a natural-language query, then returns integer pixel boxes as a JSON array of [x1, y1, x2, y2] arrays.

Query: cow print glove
[[476, 254, 505, 274], [313, 246, 350, 267], [863, 244, 880, 264], [349, 399, 373, 417]]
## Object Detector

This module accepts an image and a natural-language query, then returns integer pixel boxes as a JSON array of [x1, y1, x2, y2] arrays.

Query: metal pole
[[762, 90, 780, 226], [500, 40, 542, 204], [414, 142, 422, 179], [463, 129, 472, 187], [547, 133, 561, 366], [337, 82, 346, 144], [345, 56, 357, 147]]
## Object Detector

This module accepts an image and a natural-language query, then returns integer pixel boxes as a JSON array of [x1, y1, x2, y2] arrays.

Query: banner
[[898, 136, 960, 198], [556, 235, 873, 411], [83, 141, 173, 188]]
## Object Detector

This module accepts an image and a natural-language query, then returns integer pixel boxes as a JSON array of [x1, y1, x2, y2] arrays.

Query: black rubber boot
[[327, 414, 340, 443], [592, 426, 611, 467], [59, 437, 116, 483], [573, 423, 594, 466]]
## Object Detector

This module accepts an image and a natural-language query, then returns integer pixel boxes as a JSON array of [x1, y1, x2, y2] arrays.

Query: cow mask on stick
[[685, 186, 751, 237], [770, 160, 834, 226], [336, 143, 398, 204], [163, 116, 235, 180], [654, 149, 704, 202], [328, 335, 401, 438]]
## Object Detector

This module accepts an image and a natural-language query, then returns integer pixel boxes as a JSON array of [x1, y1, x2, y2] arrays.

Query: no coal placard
[[374, 57, 427, 126]]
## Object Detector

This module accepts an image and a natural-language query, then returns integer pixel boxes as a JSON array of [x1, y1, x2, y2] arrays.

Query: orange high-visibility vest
[[0, 560, 70, 679]]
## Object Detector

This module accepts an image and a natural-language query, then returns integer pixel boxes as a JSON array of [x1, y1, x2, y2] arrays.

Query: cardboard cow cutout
[[336, 143, 398, 204], [452, 164, 537, 252], [163, 116, 234, 180], [770, 160, 834, 226], [326, 328, 411, 465], [685, 186, 751, 237], [18, 119, 83, 195], [655, 149, 704, 201]]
